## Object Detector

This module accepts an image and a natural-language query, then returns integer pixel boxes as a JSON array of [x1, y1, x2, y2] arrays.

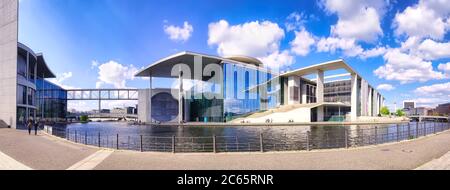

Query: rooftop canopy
[[18, 42, 56, 78], [280, 59, 358, 77], [135, 51, 264, 78], [36, 54, 56, 78]]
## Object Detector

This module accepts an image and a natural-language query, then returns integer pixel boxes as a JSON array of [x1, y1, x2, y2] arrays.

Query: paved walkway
[[0, 150, 32, 170], [416, 151, 450, 170], [1, 128, 450, 170]]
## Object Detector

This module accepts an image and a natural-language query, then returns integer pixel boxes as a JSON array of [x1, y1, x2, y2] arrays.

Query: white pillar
[[288, 76, 300, 105], [317, 106, 324, 122], [351, 74, 358, 121], [178, 70, 183, 123], [316, 70, 324, 103], [368, 88, 373, 116], [148, 74, 152, 123]]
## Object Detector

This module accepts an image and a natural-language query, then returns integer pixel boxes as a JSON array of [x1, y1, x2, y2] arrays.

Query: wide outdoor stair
[[244, 103, 320, 119], [230, 103, 321, 123], [0, 120, 8, 128]]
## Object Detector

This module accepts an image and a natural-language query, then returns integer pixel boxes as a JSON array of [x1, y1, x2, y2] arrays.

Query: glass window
[[16, 107, 26, 127], [17, 54, 27, 79], [16, 84, 27, 104], [28, 88, 35, 106], [151, 92, 178, 122]]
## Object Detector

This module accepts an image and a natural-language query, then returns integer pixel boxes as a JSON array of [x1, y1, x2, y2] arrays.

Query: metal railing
[[45, 121, 450, 153]]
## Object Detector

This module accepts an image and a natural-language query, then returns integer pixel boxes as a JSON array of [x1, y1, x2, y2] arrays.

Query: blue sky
[[18, 0, 450, 111]]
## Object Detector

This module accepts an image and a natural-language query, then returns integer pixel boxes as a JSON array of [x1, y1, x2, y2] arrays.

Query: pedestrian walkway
[[0, 128, 96, 170], [0, 150, 32, 170], [67, 149, 113, 170], [2, 128, 450, 170], [416, 151, 450, 170]]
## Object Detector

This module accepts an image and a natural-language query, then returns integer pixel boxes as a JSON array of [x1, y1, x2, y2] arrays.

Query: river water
[[51, 121, 449, 152]]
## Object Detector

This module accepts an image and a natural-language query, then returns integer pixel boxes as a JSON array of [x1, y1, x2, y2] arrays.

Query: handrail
[[44, 121, 450, 153]]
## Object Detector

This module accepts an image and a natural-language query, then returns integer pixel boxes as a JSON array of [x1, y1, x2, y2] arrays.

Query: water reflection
[[51, 121, 449, 152]]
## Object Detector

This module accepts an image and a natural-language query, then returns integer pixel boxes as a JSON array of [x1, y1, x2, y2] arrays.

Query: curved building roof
[[224, 55, 263, 66], [135, 51, 268, 78], [18, 42, 56, 78]]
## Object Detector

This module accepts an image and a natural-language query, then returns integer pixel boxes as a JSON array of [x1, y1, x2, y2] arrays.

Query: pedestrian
[[34, 120, 39, 135], [27, 119, 33, 135]]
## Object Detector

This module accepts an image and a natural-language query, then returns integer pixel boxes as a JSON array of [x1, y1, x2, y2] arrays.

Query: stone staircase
[[0, 120, 9, 128], [244, 103, 320, 119]]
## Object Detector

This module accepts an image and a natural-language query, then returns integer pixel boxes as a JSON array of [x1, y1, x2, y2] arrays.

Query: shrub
[[380, 106, 390, 116], [80, 115, 89, 123]]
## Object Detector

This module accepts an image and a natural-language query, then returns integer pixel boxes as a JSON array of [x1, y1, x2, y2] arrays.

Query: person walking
[[27, 119, 33, 135], [34, 120, 39, 135]]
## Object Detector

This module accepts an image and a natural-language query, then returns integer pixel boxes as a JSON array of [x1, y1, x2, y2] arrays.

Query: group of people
[[26, 119, 41, 135]]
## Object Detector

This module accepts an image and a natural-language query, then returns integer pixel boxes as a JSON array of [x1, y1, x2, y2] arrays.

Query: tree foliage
[[380, 106, 390, 116]]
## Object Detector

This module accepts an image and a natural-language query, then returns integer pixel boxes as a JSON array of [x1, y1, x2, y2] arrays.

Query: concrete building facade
[[135, 52, 385, 123], [0, 0, 19, 128], [1, 0, 63, 128]]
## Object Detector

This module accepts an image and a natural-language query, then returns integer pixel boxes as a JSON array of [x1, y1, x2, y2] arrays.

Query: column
[[317, 106, 324, 122], [368, 88, 373, 116], [178, 70, 183, 123], [351, 73, 358, 121], [316, 70, 324, 103], [149, 74, 152, 123]]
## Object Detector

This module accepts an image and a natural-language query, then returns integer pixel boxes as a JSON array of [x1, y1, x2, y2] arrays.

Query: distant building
[[403, 101, 415, 109], [126, 107, 137, 115], [404, 106, 435, 116], [435, 103, 450, 116], [100, 109, 110, 114], [427, 108, 437, 116]]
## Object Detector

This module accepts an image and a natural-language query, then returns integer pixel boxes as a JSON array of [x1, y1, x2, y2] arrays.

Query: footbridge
[[409, 115, 449, 122], [66, 89, 139, 112]]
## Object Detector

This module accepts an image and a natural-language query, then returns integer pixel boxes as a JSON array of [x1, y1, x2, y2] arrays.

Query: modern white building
[[1, 0, 65, 129], [135, 52, 385, 123]]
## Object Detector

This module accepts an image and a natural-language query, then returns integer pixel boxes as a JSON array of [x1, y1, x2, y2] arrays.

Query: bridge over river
[[409, 116, 449, 122]]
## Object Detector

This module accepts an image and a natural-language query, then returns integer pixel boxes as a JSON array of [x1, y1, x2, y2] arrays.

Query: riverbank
[[1, 128, 450, 170]]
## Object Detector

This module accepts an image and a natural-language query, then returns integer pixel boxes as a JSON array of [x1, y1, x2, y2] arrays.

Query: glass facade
[[222, 62, 279, 121], [151, 92, 178, 122], [324, 80, 351, 104], [305, 84, 317, 103], [36, 79, 67, 121], [187, 62, 280, 122]]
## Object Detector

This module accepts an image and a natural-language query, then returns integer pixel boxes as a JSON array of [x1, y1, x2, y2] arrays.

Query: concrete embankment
[[2, 128, 450, 170]]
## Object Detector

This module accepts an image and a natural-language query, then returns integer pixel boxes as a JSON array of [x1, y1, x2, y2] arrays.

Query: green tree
[[395, 109, 405, 117], [80, 115, 89, 123], [380, 106, 390, 116]]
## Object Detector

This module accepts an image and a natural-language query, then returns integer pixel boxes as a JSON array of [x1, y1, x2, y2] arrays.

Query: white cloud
[[331, 7, 383, 42], [47, 72, 77, 89], [393, 0, 449, 40], [316, 37, 363, 57], [415, 82, 450, 96], [416, 39, 450, 60], [95, 60, 138, 88], [420, 0, 450, 18], [359, 46, 387, 59], [290, 29, 315, 56], [91, 60, 99, 69], [258, 50, 294, 69], [376, 84, 395, 91], [208, 20, 285, 58], [208, 19, 289, 69], [438, 62, 450, 76], [164, 21, 193, 42], [374, 49, 445, 83], [285, 12, 306, 32], [321, 0, 386, 42]]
